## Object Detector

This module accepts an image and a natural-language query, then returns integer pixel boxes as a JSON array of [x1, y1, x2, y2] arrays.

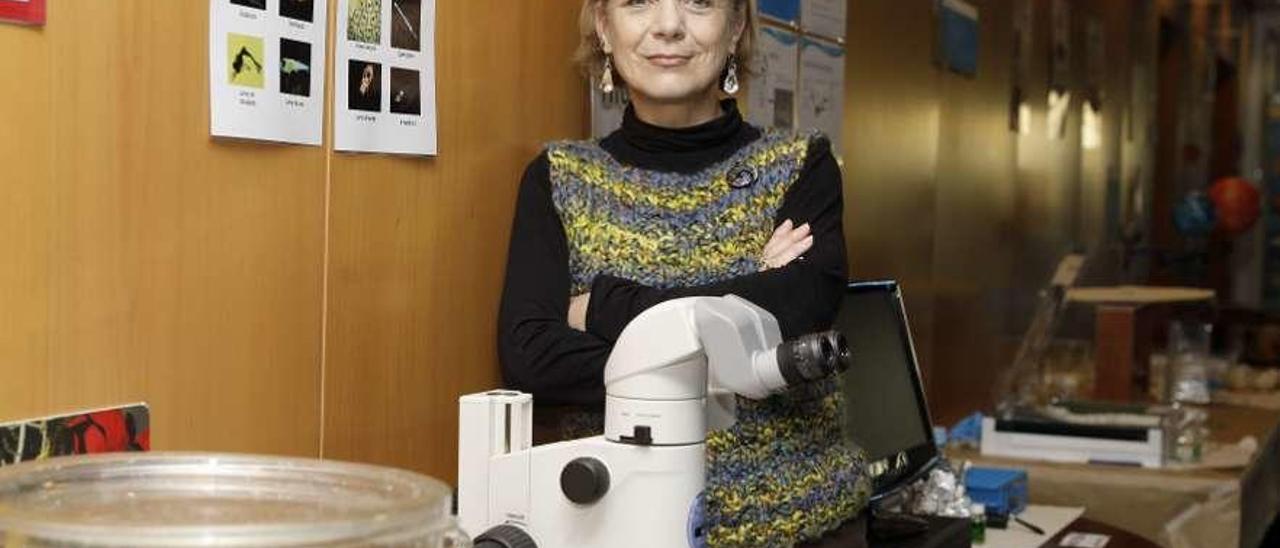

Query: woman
[[497, 1, 869, 546]]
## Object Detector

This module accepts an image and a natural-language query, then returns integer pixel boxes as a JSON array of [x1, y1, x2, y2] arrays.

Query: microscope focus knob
[[474, 524, 537, 548], [560, 456, 610, 505]]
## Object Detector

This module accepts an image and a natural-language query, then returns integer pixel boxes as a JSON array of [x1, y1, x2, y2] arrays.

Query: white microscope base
[[480, 436, 704, 548]]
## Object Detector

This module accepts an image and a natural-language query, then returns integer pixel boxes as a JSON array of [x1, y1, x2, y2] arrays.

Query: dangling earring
[[722, 54, 740, 95], [601, 56, 615, 94]]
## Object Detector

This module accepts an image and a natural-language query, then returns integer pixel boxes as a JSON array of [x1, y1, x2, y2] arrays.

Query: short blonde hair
[[574, 0, 756, 85]]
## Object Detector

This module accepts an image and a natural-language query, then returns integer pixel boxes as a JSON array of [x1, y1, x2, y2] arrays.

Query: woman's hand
[[760, 219, 812, 271], [566, 220, 810, 330], [568, 293, 590, 331]]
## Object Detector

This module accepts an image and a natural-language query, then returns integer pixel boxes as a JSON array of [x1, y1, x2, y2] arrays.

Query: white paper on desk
[[1060, 532, 1111, 547], [984, 505, 1084, 548], [798, 37, 845, 149], [747, 26, 798, 131], [210, 0, 328, 145], [334, 0, 438, 155]]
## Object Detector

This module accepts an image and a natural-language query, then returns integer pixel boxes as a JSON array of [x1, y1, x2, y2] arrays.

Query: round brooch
[[726, 162, 758, 189]]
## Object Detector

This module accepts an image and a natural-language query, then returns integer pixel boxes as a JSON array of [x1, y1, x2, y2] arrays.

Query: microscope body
[[458, 393, 704, 547], [458, 295, 846, 547]]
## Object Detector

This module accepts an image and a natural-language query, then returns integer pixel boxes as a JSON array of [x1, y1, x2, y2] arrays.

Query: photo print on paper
[[228, 33, 265, 89], [280, 38, 312, 97], [348, 0, 382, 44], [279, 0, 314, 23], [390, 0, 421, 51], [389, 67, 420, 115], [349, 60, 382, 112], [230, 0, 267, 10]]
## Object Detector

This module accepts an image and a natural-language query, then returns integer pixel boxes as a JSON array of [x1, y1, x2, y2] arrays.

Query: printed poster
[[800, 0, 846, 41], [938, 0, 979, 77], [210, 0, 328, 145], [748, 25, 799, 131], [334, 0, 438, 155], [591, 84, 628, 139], [798, 37, 845, 149], [757, 0, 800, 26]]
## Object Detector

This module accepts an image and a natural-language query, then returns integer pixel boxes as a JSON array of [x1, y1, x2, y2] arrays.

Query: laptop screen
[[834, 281, 938, 497]]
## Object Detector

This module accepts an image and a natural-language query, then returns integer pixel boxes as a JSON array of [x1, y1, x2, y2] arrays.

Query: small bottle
[[970, 503, 986, 544]]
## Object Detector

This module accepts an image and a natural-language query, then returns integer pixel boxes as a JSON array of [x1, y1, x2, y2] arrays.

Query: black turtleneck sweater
[[497, 100, 847, 406]]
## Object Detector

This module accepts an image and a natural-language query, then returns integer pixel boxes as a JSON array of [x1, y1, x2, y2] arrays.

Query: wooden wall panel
[[842, 0, 941, 390], [322, 0, 588, 479], [1008, 0, 1085, 320], [0, 1, 326, 456], [0, 24, 51, 424], [928, 0, 1019, 423]]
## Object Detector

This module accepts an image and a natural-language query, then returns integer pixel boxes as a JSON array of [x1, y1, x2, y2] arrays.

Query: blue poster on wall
[[758, 0, 800, 25], [938, 0, 979, 77]]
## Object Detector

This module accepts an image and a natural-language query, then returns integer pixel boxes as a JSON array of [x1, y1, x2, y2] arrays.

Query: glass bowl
[[0, 452, 468, 547]]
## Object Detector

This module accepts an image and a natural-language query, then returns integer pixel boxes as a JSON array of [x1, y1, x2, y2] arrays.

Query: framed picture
[[0, 0, 46, 26]]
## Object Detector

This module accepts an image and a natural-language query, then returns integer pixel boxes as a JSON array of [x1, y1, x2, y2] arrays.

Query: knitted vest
[[547, 130, 871, 547]]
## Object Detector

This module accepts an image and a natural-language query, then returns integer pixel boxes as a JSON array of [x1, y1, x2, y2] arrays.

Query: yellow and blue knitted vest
[[548, 130, 871, 547]]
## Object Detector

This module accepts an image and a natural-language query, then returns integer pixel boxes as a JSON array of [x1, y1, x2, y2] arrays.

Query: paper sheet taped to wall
[[798, 37, 845, 149], [748, 25, 799, 131], [334, 0, 438, 156], [209, 0, 328, 145], [800, 0, 845, 41]]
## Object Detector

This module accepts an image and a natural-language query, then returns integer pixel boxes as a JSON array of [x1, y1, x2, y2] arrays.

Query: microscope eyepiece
[[776, 330, 850, 386], [828, 331, 851, 374]]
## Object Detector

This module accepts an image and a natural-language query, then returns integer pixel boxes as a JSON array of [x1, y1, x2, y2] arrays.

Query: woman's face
[[360, 65, 374, 94], [597, 0, 742, 104]]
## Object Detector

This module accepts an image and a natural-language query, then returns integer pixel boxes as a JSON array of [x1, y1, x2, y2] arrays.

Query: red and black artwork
[[0, 404, 150, 467], [0, 0, 46, 26]]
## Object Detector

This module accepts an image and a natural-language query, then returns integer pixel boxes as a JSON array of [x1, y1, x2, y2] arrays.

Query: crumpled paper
[[882, 460, 974, 518]]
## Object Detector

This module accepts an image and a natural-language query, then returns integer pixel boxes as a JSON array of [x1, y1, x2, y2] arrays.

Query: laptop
[[833, 281, 940, 500]]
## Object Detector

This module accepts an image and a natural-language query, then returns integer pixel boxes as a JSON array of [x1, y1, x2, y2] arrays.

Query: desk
[[1046, 517, 1164, 548], [983, 506, 1161, 548], [985, 505, 1082, 547], [955, 405, 1280, 547], [868, 510, 1160, 548]]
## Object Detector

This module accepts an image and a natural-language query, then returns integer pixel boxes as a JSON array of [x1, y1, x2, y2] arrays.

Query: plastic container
[[1167, 321, 1212, 404], [964, 466, 1028, 516], [0, 452, 470, 547]]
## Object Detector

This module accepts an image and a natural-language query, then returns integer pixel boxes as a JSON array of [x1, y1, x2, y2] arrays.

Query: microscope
[[457, 295, 849, 547]]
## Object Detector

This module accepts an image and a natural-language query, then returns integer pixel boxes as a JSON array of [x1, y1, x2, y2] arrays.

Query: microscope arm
[[602, 296, 786, 402], [601, 296, 847, 446]]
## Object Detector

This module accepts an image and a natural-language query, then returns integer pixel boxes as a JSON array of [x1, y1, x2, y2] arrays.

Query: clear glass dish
[[0, 452, 469, 547]]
